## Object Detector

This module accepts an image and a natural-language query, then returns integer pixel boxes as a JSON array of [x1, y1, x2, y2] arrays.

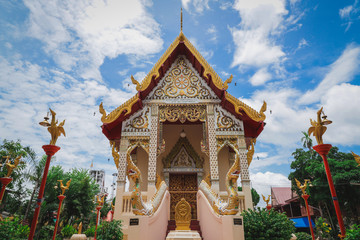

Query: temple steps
[[166, 220, 203, 239]]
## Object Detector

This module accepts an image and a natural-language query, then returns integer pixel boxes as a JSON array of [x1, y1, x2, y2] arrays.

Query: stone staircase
[[166, 220, 203, 239]]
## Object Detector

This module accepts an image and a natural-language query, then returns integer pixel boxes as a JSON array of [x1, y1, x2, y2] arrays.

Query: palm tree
[[23, 156, 46, 223], [301, 131, 313, 158]]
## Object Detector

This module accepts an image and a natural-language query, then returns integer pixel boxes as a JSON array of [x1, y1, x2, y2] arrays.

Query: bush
[[97, 220, 123, 240], [295, 232, 312, 240], [344, 224, 360, 240], [61, 224, 76, 238], [84, 225, 96, 237], [241, 207, 295, 240], [0, 217, 30, 240], [315, 217, 331, 240], [36, 224, 54, 240]]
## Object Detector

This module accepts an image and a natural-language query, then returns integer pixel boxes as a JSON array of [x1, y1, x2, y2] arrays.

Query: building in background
[[90, 169, 107, 194]]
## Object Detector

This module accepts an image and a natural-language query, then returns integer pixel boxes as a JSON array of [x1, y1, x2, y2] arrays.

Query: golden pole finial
[[181, 8, 183, 32]]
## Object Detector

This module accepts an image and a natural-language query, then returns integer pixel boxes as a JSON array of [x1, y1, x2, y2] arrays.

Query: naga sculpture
[[47, 109, 66, 145], [308, 107, 332, 145], [199, 154, 240, 215], [126, 150, 168, 216], [247, 138, 256, 166]]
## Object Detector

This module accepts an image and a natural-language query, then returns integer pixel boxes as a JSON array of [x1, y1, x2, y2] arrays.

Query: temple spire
[[181, 8, 183, 32]]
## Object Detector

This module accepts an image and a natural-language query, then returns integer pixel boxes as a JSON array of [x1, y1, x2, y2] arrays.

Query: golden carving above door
[[159, 105, 206, 123]]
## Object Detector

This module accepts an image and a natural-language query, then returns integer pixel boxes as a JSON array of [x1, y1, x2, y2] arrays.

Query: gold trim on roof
[[99, 95, 139, 124], [135, 32, 226, 93], [225, 92, 267, 122]]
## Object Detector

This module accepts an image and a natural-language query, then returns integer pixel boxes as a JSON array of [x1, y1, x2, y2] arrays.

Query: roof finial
[[181, 8, 183, 32]]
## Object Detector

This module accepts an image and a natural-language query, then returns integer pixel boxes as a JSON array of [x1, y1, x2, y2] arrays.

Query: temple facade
[[99, 30, 266, 240]]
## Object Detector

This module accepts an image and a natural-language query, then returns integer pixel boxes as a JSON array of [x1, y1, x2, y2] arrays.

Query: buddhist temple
[[99, 22, 266, 240]]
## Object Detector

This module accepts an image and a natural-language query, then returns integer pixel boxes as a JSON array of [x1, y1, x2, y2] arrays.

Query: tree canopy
[[288, 144, 360, 232]]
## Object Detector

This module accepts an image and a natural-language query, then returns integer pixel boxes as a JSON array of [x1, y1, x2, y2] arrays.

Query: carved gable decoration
[[162, 137, 203, 168], [214, 105, 243, 133], [146, 56, 218, 101], [122, 106, 150, 135]]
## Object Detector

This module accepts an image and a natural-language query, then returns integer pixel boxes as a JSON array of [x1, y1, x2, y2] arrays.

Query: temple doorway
[[169, 173, 198, 220]]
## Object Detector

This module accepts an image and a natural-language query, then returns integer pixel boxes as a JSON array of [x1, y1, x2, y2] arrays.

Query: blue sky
[[0, 0, 360, 205]]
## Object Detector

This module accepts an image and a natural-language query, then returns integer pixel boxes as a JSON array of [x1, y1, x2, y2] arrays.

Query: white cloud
[[339, 1, 360, 31], [320, 83, 360, 145], [230, 0, 290, 85], [24, 0, 163, 80], [250, 171, 290, 207], [300, 44, 360, 104], [207, 24, 217, 42], [0, 56, 129, 191], [249, 67, 272, 86], [182, 0, 210, 13]]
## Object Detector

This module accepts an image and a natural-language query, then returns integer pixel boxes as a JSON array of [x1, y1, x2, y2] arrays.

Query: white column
[[207, 104, 219, 193], [147, 104, 158, 198], [114, 138, 128, 219]]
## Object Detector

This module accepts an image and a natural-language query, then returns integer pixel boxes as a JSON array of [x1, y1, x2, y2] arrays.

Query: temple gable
[[145, 56, 218, 102]]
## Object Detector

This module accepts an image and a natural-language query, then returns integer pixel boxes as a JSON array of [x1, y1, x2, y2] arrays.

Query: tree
[[241, 208, 295, 239], [301, 131, 313, 152], [238, 186, 260, 207], [0, 139, 36, 215], [32, 166, 99, 238], [289, 145, 360, 234]]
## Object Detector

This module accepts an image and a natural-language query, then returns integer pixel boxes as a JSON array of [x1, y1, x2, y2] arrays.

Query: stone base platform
[[70, 234, 87, 240], [166, 230, 201, 240]]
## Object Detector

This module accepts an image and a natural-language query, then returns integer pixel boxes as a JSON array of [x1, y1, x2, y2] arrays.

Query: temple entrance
[[169, 173, 198, 220]]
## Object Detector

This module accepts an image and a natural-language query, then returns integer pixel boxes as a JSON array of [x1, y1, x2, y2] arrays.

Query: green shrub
[[97, 220, 123, 240], [61, 224, 76, 238], [241, 207, 295, 240], [344, 224, 360, 240], [84, 225, 96, 237], [295, 232, 312, 240], [0, 217, 30, 240], [315, 217, 332, 240], [36, 224, 54, 240]]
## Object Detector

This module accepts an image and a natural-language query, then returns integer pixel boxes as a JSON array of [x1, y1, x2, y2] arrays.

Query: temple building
[[99, 27, 266, 240]]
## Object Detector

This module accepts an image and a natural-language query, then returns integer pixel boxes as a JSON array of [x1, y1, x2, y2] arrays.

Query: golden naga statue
[[57, 179, 71, 195], [295, 178, 311, 195], [204, 173, 211, 187], [131, 75, 142, 91], [308, 107, 332, 145], [247, 138, 256, 166], [351, 152, 360, 167], [262, 194, 271, 206], [47, 109, 66, 145], [126, 150, 168, 216], [155, 173, 162, 190], [199, 154, 240, 215], [110, 141, 120, 168], [175, 198, 192, 230], [5, 154, 22, 177]]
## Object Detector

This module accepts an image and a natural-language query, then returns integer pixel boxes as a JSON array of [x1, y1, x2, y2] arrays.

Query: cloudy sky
[[1, 0, 359, 205]]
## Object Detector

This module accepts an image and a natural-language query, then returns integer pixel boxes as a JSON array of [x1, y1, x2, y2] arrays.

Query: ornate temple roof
[[99, 31, 266, 140]]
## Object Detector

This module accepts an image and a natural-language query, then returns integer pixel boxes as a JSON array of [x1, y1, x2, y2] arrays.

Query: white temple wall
[[218, 146, 230, 192], [137, 147, 149, 191]]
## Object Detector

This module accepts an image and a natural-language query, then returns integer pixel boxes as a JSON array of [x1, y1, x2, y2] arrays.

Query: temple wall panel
[[218, 146, 230, 192], [137, 147, 149, 191]]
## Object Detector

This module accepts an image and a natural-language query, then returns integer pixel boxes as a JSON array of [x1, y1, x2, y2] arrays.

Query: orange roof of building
[[272, 187, 293, 206]]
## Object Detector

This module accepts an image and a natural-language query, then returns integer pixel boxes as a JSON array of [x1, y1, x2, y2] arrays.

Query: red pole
[[52, 195, 66, 240], [302, 194, 315, 240], [313, 144, 346, 238], [0, 177, 12, 204], [28, 145, 60, 240], [94, 205, 102, 240]]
